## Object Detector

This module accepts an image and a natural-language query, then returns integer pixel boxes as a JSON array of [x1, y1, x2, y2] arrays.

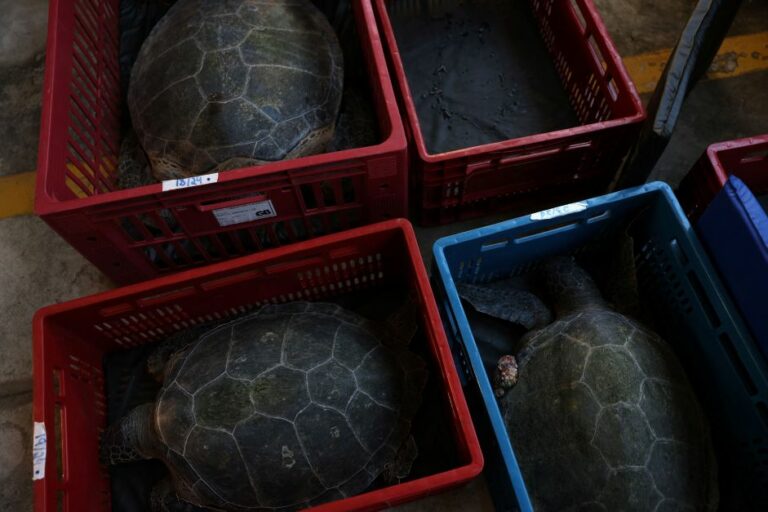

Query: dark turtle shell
[[128, 0, 344, 181], [499, 258, 718, 511], [152, 302, 425, 510]]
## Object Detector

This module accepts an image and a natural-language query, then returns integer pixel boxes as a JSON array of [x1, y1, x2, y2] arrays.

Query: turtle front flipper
[[383, 293, 420, 347], [116, 130, 155, 190], [146, 324, 214, 382], [150, 478, 208, 512], [537, 256, 608, 316], [382, 435, 418, 484], [101, 402, 162, 465], [457, 281, 552, 331]]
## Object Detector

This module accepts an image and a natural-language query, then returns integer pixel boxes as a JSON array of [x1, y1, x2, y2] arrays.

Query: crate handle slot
[[757, 402, 768, 430], [481, 239, 509, 252], [329, 246, 360, 259], [498, 147, 563, 167], [515, 220, 580, 243], [567, 141, 593, 151], [587, 35, 608, 75], [669, 238, 689, 266], [569, 0, 588, 33], [137, 286, 197, 308], [719, 333, 758, 397], [265, 257, 325, 275], [739, 148, 768, 165], [686, 271, 721, 329], [586, 210, 610, 224], [54, 404, 64, 481], [201, 270, 261, 291], [195, 193, 268, 212], [98, 303, 134, 318], [459, 345, 473, 382]]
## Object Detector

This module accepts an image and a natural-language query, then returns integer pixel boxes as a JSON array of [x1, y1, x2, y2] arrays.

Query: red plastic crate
[[35, 0, 407, 285], [32, 219, 483, 512], [374, 0, 645, 225], [678, 134, 768, 220]]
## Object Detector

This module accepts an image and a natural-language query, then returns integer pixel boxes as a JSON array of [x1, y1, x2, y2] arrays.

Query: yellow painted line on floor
[[0, 171, 36, 219], [624, 31, 768, 94]]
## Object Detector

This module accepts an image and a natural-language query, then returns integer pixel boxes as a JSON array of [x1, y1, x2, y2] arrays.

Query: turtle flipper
[[457, 280, 553, 330], [150, 478, 208, 512], [117, 130, 155, 190], [383, 293, 420, 347], [101, 403, 161, 465], [146, 324, 214, 382], [382, 435, 418, 484], [394, 435, 419, 480]]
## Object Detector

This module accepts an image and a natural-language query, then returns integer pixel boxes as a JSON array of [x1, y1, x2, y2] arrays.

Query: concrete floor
[[0, 0, 766, 510]]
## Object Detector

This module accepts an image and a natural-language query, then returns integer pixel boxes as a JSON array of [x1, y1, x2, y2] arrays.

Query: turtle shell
[[152, 302, 425, 510], [127, 0, 344, 181], [501, 309, 719, 511]]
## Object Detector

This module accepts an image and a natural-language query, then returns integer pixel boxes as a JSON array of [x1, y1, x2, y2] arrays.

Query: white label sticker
[[161, 173, 219, 192], [32, 422, 47, 481], [213, 200, 277, 227], [530, 201, 588, 221]]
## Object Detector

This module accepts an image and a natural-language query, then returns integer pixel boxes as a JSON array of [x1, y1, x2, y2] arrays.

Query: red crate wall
[[374, 0, 645, 225], [33, 221, 482, 512], [678, 134, 768, 220], [36, 0, 408, 284]]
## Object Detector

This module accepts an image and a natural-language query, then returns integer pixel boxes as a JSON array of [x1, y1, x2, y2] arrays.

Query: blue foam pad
[[698, 175, 768, 358]]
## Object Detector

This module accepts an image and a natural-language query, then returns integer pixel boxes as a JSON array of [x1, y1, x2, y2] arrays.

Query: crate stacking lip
[[678, 134, 768, 221], [32, 219, 483, 512], [374, 0, 645, 226], [432, 182, 768, 511], [35, 0, 408, 284]]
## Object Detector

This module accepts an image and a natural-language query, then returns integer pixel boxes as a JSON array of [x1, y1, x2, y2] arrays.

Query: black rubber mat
[[387, 0, 578, 155]]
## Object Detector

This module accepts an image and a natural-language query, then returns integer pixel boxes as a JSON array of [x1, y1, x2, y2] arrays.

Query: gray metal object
[[614, 0, 743, 189]]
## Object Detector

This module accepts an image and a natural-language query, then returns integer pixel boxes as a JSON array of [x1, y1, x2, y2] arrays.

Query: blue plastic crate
[[432, 182, 768, 511], [698, 175, 768, 360]]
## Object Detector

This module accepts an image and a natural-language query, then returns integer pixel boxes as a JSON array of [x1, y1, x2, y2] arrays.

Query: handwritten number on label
[[162, 173, 219, 191], [32, 422, 47, 480]]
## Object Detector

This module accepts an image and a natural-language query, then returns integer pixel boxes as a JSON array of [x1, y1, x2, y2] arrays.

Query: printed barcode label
[[213, 200, 277, 227], [162, 173, 219, 191], [530, 202, 588, 221]]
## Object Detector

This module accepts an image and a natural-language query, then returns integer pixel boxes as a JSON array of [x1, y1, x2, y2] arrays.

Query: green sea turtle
[[460, 256, 719, 511], [101, 301, 426, 511], [124, 0, 344, 182]]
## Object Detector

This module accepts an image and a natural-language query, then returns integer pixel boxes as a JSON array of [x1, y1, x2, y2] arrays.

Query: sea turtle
[[459, 256, 719, 512], [125, 0, 344, 182], [101, 301, 427, 511]]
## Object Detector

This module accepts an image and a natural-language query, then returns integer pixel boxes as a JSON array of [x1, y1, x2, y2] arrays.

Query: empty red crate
[[678, 134, 768, 220], [36, 0, 407, 284], [32, 219, 483, 512], [374, 0, 645, 225]]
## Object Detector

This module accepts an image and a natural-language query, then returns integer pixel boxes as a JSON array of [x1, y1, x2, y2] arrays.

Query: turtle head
[[538, 256, 606, 317]]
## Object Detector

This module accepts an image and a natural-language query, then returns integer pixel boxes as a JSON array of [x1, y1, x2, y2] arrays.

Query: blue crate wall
[[697, 175, 768, 359], [433, 182, 768, 511]]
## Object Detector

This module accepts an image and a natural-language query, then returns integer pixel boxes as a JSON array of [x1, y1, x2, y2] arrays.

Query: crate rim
[[32, 218, 485, 511], [704, 133, 768, 191], [34, 0, 408, 216], [373, 0, 646, 164], [432, 182, 677, 250], [33, 219, 424, 318]]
